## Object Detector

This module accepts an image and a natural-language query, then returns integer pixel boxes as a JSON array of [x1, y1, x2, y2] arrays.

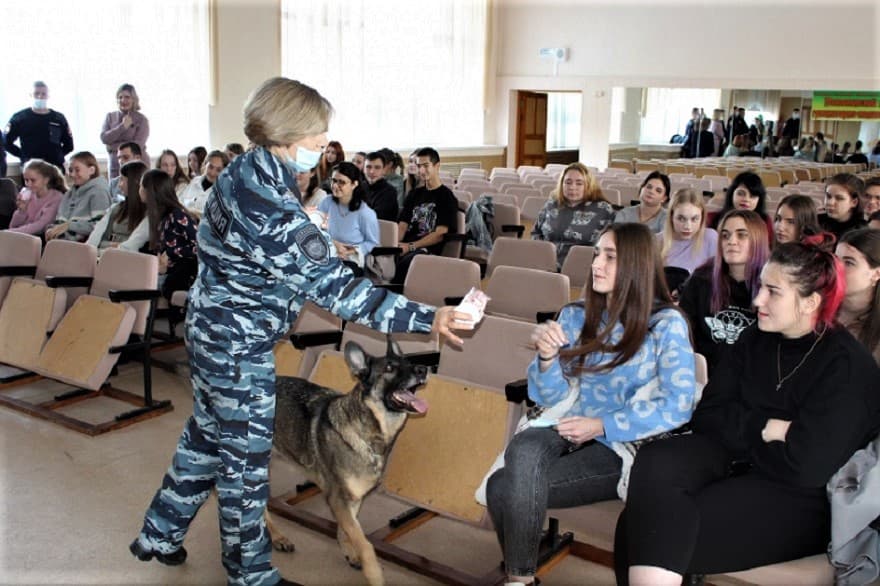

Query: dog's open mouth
[[390, 389, 428, 414]]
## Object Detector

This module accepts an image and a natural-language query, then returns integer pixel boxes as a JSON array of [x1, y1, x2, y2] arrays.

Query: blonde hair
[[660, 188, 708, 261], [243, 77, 333, 147], [116, 83, 140, 111], [551, 162, 606, 206]]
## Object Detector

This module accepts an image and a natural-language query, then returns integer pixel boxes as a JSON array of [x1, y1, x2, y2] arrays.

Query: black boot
[[129, 539, 187, 566]]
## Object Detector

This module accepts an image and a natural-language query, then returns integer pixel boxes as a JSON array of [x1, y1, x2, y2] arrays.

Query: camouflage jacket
[[189, 147, 435, 355]]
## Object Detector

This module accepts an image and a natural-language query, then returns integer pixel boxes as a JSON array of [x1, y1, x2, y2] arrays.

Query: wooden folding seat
[[485, 266, 569, 323], [0, 248, 172, 434], [0, 231, 41, 309], [608, 159, 634, 173], [759, 170, 783, 188], [0, 240, 100, 382]]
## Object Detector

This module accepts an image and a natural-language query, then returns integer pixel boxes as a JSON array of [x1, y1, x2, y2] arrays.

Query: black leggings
[[614, 434, 830, 584], [162, 257, 198, 302]]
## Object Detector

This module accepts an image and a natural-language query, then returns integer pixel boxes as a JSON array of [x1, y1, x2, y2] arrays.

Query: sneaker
[[129, 539, 188, 566]]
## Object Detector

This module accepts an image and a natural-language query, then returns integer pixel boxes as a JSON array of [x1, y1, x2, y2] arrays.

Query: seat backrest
[[0, 231, 42, 306], [89, 248, 158, 336], [488, 193, 519, 208], [485, 266, 570, 323], [36, 240, 98, 309], [560, 245, 594, 289], [437, 314, 537, 390], [404, 255, 481, 307], [490, 202, 521, 240], [520, 196, 548, 221], [486, 237, 557, 278], [440, 209, 467, 259], [376, 219, 398, 247]]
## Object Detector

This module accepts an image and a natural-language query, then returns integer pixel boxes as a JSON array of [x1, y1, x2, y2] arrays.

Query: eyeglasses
[[331, 178, 351, 187]]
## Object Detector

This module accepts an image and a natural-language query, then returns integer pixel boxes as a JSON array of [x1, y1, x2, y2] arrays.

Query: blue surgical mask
[[285, 146, 322, 174], [33, 99, 47, 109]]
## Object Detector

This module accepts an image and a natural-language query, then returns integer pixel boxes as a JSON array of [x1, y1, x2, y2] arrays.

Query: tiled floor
[[0, 351, 614, 585]]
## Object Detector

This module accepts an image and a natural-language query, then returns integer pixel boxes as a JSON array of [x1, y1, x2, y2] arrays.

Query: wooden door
[[515, 91, 548, 168]]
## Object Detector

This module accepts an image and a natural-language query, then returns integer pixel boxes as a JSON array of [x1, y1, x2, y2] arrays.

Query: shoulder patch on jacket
[[205, 192, 231, 241], [294, 223, 330, 265]]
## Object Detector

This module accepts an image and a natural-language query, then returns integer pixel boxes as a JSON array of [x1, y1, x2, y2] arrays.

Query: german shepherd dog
[[270, 339, 429, 586]]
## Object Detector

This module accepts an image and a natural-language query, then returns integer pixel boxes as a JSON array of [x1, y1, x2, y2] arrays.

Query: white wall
[[209, 0, 281, 146], [493, 0, 880, 166]]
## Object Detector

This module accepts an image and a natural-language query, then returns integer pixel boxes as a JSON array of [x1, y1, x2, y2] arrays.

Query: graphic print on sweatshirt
[[705, 306, 755, 345]]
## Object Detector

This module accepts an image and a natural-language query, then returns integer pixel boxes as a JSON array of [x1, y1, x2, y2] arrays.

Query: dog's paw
[[344, 553, 363, 571], [272, 536, 295, 553]]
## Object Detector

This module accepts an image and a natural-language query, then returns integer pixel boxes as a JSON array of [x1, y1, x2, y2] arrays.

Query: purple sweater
[[8, 189, 64, 235], [100, 110, 149, 177]]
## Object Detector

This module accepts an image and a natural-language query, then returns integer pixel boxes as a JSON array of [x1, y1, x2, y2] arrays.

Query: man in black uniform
[[4, 81, 74, 168]]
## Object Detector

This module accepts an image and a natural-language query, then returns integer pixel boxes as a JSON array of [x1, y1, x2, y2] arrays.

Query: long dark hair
[[711, 171, 768, 229], [116, 161, 148, 232], [561, 223, 682, 373], [331, 162, 367, 212], [772, 237, 845, 331], [840, 229, 880, 353], [709, 210, 769, 314], [187, 146, 207, 179], [141, 169, 187, 251], [774, 194, 821, 243], [156, 149, 189, 188]]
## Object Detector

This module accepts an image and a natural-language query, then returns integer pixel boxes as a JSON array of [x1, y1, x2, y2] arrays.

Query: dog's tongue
[[398, 390, 428, 414]]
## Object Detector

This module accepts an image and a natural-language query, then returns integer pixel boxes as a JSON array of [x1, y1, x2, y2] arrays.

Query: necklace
[[776, 327, 826, 391]]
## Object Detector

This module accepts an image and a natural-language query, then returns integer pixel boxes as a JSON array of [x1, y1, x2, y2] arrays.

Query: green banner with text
[[811, 91, 880, 121]]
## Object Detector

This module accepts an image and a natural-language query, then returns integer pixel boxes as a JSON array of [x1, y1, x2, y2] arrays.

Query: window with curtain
[[640, 88, 722, 144], [281, 0, 487, 149], [546, 92, 581, 151], [0, 0, 210, 163]]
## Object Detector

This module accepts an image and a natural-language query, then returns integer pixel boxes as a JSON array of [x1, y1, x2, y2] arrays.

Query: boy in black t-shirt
[[392, 146, 458, 284]]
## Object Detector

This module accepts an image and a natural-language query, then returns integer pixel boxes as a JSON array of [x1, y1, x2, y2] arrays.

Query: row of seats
[[0, 232, 170, 434]]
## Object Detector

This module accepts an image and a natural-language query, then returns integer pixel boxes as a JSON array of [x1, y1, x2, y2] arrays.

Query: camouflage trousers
[[136, 331, 279, 586]]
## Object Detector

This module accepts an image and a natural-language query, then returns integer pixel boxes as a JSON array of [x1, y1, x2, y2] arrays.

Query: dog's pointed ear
[[344, 341, 369, 379], [386, 336, 403, 358]]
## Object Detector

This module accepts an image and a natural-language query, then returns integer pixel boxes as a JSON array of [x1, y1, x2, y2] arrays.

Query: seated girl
[[836, 228, 880, 364], [486, 223, 696, 586], [706, 171, 773, 242], [317, 162, 378, 276], [820, 173, 867, 241], [531, 162, 615, 268], [614, 239, 880, 585], [156, 149, 190, 197], [658, 187, 718, 274], [297, 166, 328, 209], [87, 161, 149, 255], [773, 194, 821, 245], [678, 210, 769, 375], [8, 159, 66, 236], [613, 171, 670, 234], [45, 151, 112, 242], [180, 149, 229, 216], [140, 169, 198, 304]]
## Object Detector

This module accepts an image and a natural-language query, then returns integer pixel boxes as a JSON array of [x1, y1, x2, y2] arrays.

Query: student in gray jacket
[[45, 151, 112, 242]]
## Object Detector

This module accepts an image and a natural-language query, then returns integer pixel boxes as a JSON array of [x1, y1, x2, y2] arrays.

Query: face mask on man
[[33, 99, 47, 109]]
